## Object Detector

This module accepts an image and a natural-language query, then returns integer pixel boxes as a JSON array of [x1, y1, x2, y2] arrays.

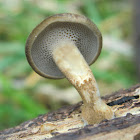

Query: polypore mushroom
[[25, 13, 114, 125]]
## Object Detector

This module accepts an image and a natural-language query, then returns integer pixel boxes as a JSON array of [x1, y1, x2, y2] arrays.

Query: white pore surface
[[31, 22, 98, 78]]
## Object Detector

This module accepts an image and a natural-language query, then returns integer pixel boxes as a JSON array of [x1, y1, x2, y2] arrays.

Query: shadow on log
[[0, 84, 140, 140]]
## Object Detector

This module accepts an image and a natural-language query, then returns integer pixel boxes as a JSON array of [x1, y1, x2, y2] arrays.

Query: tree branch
[[0, 84, 140, 140]]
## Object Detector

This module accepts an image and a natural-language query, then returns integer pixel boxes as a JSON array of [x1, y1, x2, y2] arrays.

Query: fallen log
[[0, 84, 140, 140]]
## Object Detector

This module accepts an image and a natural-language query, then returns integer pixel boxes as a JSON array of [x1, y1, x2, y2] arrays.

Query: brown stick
[[0, 84, 140, 140]]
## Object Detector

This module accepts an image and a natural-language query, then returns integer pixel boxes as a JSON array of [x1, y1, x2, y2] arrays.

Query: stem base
[[82, 101, 114, 125]]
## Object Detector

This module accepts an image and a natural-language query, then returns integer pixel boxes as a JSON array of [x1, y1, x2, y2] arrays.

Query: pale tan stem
[[53, 41, 98, 103], [53, 41, 114, 124]]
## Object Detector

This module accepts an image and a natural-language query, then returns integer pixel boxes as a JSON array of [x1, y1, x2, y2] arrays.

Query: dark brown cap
[[25, 13, 102, 79]]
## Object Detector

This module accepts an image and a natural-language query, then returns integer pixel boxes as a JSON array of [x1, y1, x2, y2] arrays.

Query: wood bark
[[0, 84, 140, 140]]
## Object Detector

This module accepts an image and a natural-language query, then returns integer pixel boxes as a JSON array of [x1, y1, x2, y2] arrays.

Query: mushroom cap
[[25, 13, 102, 79]]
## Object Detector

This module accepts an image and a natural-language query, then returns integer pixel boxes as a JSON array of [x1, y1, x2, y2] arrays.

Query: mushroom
[[25, 13, 114, 125]]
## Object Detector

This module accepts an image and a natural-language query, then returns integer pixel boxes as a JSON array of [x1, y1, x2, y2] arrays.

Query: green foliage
[[0, 42, 30, 77], [91, 50, 137, 87], [0, 74, 47, 130], [0, 1, 53, 42], [80, 0, 101, 24]]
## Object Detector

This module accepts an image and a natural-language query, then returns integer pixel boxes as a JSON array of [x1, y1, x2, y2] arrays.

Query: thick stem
[[53, 41, 114, 124]]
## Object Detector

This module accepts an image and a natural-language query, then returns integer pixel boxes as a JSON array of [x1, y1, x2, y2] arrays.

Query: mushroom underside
[[30, 22, 98, 78]]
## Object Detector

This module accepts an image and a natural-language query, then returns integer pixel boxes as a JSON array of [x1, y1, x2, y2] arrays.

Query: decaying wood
[[0, 84, 140, 140]]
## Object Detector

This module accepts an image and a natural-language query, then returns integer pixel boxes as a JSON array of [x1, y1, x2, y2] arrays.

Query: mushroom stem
[[53, 41, 114, 125]]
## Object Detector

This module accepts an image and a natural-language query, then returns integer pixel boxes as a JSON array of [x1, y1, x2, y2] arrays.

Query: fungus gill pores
[[25, 13, 114, 125]]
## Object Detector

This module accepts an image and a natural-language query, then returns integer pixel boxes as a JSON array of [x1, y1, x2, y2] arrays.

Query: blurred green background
[[0, 0, 138, 130]]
